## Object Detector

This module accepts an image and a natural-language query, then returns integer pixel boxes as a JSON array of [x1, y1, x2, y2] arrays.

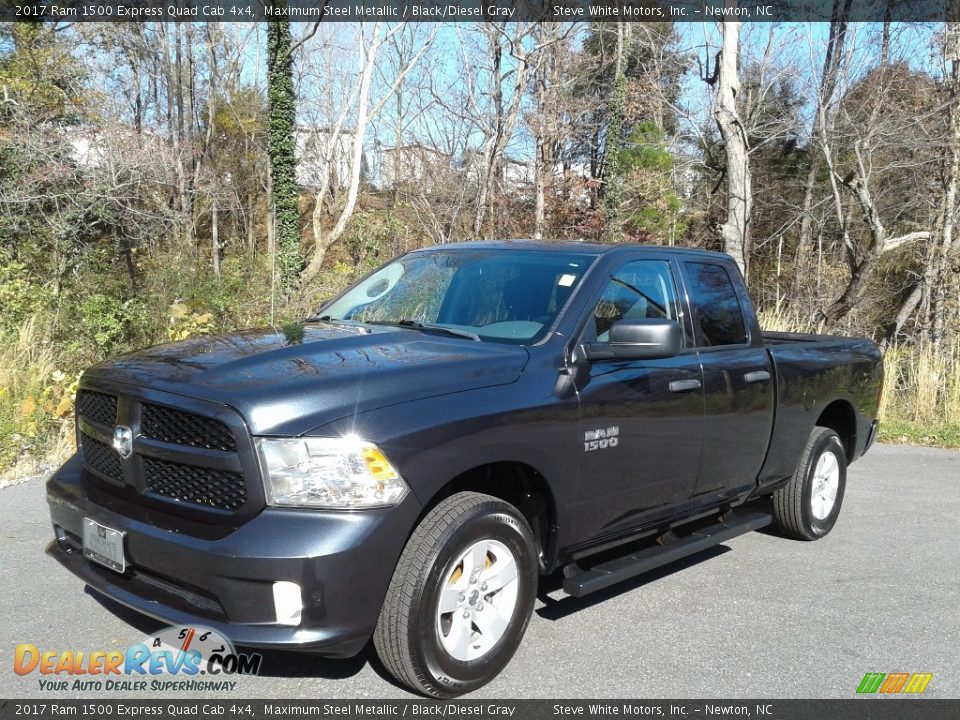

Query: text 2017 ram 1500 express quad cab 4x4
[[47, 241, 883, 696]]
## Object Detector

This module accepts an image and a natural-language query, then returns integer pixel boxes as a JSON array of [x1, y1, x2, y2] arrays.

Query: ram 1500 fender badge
[[584, 426, 620, 452]]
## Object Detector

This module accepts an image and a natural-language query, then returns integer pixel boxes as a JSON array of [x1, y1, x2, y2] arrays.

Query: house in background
[[502, 156, 534, 190], [376, 143, 452, 192], [66, 126, 169, 174], [295, 126, 366, 190], [458, 149, 536, 195], [68, 130, 106, 169]]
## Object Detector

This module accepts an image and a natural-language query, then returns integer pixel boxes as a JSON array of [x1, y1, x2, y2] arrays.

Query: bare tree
[[531, 22, 566, 240], [917, 22, 960, 351], [461, 23, 540, 238], [818, 65, 937, 326], [793, 0, 853, 280], [713, 19, 752, 276], [301, 23, 435, 282]]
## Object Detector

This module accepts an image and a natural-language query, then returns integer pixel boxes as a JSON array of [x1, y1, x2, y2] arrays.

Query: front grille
[[76, 385, 257, 521], [76, 390, 117, 426], [144, 456, 247, 511], [141, 403, 237, 451], [81, 432, 123, 483]]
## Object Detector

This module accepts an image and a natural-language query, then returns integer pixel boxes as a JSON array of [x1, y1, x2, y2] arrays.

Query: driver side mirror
[[581, 319, 682, 361]]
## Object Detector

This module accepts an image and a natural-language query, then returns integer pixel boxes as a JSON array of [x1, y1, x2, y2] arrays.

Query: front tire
[[772, 426, 847, 540], [373, 492, 538, 698]]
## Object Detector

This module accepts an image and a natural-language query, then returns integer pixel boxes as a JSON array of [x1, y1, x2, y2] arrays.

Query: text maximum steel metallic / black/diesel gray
[[46, 241, 883, 696]]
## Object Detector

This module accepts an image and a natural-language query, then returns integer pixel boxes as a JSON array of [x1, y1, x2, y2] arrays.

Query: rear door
[[680, 260, 775, 499], [572, 255, 705, 540]]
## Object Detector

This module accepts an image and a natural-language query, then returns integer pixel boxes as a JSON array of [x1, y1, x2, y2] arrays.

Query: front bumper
[[46, 454, 421, 657]]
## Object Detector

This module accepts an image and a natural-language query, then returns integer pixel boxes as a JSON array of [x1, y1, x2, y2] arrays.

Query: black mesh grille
[[144, 457, 246, 510], [141, 403, 237, 451], [81, 432, 123, 483], [76, 390, 117, 426]]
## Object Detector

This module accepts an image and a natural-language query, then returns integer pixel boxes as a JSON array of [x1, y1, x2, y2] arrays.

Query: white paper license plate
[[82, 518, 126, 573]]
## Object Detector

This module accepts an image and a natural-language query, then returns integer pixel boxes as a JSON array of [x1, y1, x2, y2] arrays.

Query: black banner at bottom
[[1, 699, 956, 720]]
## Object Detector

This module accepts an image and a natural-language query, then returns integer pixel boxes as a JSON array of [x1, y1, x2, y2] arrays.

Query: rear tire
[[773, 426, 847, 541], [373, 492, 538, 698]]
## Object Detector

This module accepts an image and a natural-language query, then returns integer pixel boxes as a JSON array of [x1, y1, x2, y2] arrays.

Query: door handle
[[669, 379, 702, 393], [744, 370, 771, 383]]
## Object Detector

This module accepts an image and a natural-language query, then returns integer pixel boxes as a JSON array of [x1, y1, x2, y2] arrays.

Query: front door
[[572, 257, 705, 543]]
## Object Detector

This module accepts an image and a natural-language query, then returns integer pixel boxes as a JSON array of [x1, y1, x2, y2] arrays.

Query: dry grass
[[756, 301, 818, 334], [0, 316, 56, 397], [880, 339, 960, 427], [0, 317, 76, 483]]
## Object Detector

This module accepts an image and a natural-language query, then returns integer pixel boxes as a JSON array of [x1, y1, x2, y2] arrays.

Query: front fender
[[309, 380, 581, 553]]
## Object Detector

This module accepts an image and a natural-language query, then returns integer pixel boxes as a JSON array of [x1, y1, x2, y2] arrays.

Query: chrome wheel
[[810, 450, 840, 521], [436, 539, 519, 662]]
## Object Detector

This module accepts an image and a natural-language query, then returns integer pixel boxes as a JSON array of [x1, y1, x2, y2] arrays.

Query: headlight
[[256, 436, 409, 509]]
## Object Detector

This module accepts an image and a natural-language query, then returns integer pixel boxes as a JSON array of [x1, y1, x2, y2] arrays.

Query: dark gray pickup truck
[[46, 241, 882, 696]]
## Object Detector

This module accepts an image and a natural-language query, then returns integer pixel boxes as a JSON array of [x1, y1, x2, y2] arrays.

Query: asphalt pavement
[[1, 443, 957, 699]]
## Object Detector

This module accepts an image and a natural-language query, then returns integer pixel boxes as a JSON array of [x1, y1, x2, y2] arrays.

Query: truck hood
[[83, 322, 529, 436]]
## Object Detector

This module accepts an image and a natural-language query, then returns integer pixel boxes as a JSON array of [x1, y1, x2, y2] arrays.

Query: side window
[[684, 262, 748, 347], [589, 260, 681, 343]]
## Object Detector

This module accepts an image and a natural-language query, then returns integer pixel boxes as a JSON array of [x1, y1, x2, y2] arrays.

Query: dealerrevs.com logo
[[14, 625, 262, 692]]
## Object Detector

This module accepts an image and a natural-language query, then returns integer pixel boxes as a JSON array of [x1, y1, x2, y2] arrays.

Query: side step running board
[[562, 511, 772, 597]]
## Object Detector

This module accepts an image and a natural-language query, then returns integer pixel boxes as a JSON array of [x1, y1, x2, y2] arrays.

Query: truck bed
[[755, 330, 883, 493]]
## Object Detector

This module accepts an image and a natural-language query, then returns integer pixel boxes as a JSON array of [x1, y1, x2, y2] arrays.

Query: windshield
[[320, 248, 595, 344]]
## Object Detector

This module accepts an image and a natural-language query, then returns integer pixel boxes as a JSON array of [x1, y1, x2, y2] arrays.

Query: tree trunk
[[212, 201, 220, 280], [246, 188, 255, 256], [532, 24, 561, 240], [794, 0, 851, 282], [532, 42, 548, 240], [880, 281, 924, 351], [472, 27, 504, 238], [714, 20, 751, 277], [266, 168, 276, 261], [206, 24, 219, 279], [266, 11, 302, 295], [393, 72, 403, 206], [602, 22, 627, 244], [533, 137, 547, 239]]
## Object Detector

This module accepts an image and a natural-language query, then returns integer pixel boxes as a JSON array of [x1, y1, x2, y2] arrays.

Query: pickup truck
[[46, 241, 883, 697]]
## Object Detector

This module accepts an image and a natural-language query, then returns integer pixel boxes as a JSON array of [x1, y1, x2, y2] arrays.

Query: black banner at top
[[0, 0, 953, 23]]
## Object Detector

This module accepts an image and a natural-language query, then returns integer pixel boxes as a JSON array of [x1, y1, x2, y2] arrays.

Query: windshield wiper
[[365, 319, 480, 341], [307, 315, 360, 327], [304, 316, 380, 335]]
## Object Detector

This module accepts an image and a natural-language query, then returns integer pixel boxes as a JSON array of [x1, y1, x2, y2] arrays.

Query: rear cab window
[[683, 261, 749, 347]]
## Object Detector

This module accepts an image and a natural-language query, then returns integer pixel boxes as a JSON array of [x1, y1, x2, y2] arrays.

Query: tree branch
[[884, 231, 931, 252]]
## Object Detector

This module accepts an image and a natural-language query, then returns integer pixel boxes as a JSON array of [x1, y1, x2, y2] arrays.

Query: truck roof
[[408, 239, 731, 260]]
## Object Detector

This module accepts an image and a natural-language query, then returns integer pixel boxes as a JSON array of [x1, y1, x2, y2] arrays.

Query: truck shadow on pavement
[[83, 587, 405, 689], [534, 545, 731, 621]]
